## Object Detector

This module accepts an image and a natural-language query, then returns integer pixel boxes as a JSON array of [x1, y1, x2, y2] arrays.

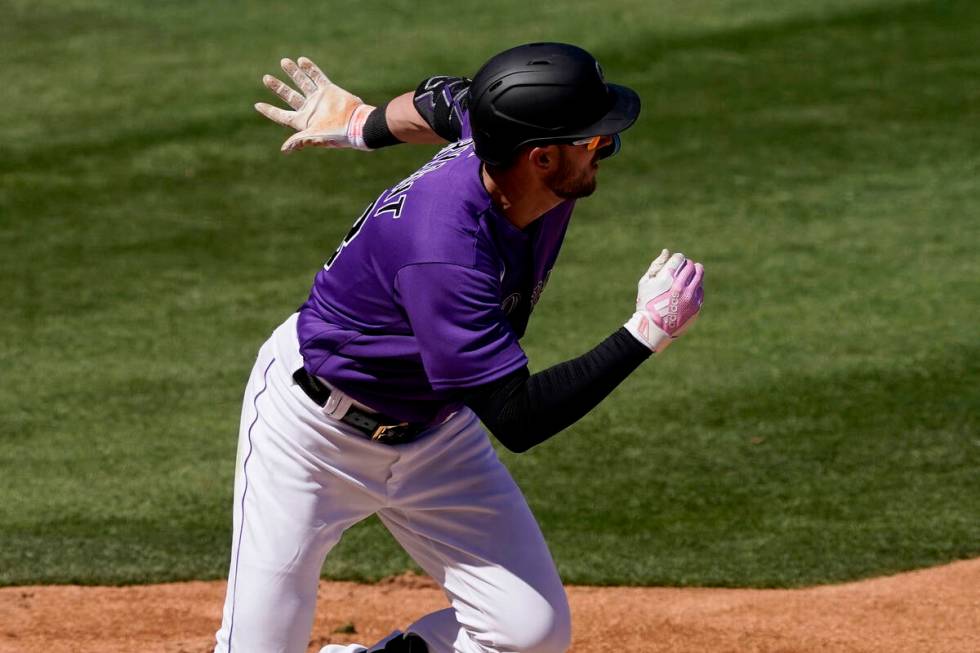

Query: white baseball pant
[[213, 314, 571, 653]]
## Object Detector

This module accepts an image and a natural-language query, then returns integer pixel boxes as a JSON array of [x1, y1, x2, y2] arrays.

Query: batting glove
[[255, 57, 374, 152], [624, 249, 705, 353]]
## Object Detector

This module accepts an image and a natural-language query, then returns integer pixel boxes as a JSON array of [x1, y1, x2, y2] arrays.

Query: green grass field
[[1, 0, 977, 587]]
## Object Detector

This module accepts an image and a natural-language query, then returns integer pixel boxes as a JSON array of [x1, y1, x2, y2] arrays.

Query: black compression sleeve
[[462, 328, 652, 453], [362, 102, 403, 149]]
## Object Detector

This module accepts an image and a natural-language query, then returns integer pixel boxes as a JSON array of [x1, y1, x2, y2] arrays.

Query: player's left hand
[[624, 249, 705, 353], [255, 57, 375, 152]]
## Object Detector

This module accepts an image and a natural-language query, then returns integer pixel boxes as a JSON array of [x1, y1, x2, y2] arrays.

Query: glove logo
[[665, 291, 681, 331]]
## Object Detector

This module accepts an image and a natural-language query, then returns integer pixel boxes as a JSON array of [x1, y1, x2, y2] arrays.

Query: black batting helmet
[[468, 42, 641, 166]]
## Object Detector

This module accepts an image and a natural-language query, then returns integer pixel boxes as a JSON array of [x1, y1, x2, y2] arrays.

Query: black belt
[[292, 368, 426, 445]]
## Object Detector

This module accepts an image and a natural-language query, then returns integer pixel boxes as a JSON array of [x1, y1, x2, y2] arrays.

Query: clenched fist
[[624, 249, 705, 353]]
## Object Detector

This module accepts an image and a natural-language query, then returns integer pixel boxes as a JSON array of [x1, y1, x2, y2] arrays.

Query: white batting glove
[[624, 249, 705, 353], [254, 56, 375, 152]]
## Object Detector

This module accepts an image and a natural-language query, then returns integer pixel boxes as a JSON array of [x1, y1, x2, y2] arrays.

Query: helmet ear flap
[[597, 133, 622, 160]]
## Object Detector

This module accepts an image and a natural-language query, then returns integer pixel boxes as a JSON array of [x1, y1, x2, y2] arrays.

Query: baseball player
[[214, 43, 705, 653]]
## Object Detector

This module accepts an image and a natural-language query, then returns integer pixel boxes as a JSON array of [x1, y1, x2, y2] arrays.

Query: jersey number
[[324, 199, 377, 270]]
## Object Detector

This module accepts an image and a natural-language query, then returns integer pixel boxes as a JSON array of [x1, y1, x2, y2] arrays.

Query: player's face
[[545, 136, 614, 199]]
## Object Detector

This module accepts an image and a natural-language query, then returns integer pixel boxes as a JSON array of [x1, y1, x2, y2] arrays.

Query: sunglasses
[[569, 134, 615, 151]]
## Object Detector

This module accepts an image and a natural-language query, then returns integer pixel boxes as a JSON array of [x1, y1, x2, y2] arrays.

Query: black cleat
[[381, 634, 428, 653]]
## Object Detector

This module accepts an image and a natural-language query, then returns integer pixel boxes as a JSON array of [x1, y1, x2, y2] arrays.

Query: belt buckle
[[372, 422, 410, 442]]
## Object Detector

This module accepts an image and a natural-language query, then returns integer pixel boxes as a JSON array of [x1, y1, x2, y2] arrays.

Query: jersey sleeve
[[413, 76, 471, 143], [395, 262, 528, 391]]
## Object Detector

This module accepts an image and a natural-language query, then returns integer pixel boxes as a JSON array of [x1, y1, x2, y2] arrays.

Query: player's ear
[[529, 145, 558, 171]]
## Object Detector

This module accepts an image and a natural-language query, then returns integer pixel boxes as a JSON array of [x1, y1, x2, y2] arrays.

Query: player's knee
[[492, 591, 571, 653], [518, 613, 572, 653]]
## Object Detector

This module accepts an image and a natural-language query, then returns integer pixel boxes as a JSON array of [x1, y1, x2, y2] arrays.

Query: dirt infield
[[1, 558, 978, 652]]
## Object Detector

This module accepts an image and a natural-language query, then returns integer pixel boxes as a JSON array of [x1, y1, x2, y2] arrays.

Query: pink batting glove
[[624, 249, 705, 353]]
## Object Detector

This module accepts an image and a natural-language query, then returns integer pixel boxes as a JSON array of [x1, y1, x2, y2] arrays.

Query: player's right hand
[[624, 249, 705, 353], [255, 57, 374, 152]]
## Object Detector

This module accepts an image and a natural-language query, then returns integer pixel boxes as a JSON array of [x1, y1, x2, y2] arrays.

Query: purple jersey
[[297, 109, 574, 423]]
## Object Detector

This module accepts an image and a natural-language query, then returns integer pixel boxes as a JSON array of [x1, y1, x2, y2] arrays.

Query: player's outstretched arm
[[465, 251, 705, 453], [255, 56, 444, 153]]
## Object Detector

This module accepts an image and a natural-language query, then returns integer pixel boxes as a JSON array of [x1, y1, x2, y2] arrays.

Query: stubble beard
[[546, 150, 598, 199]]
